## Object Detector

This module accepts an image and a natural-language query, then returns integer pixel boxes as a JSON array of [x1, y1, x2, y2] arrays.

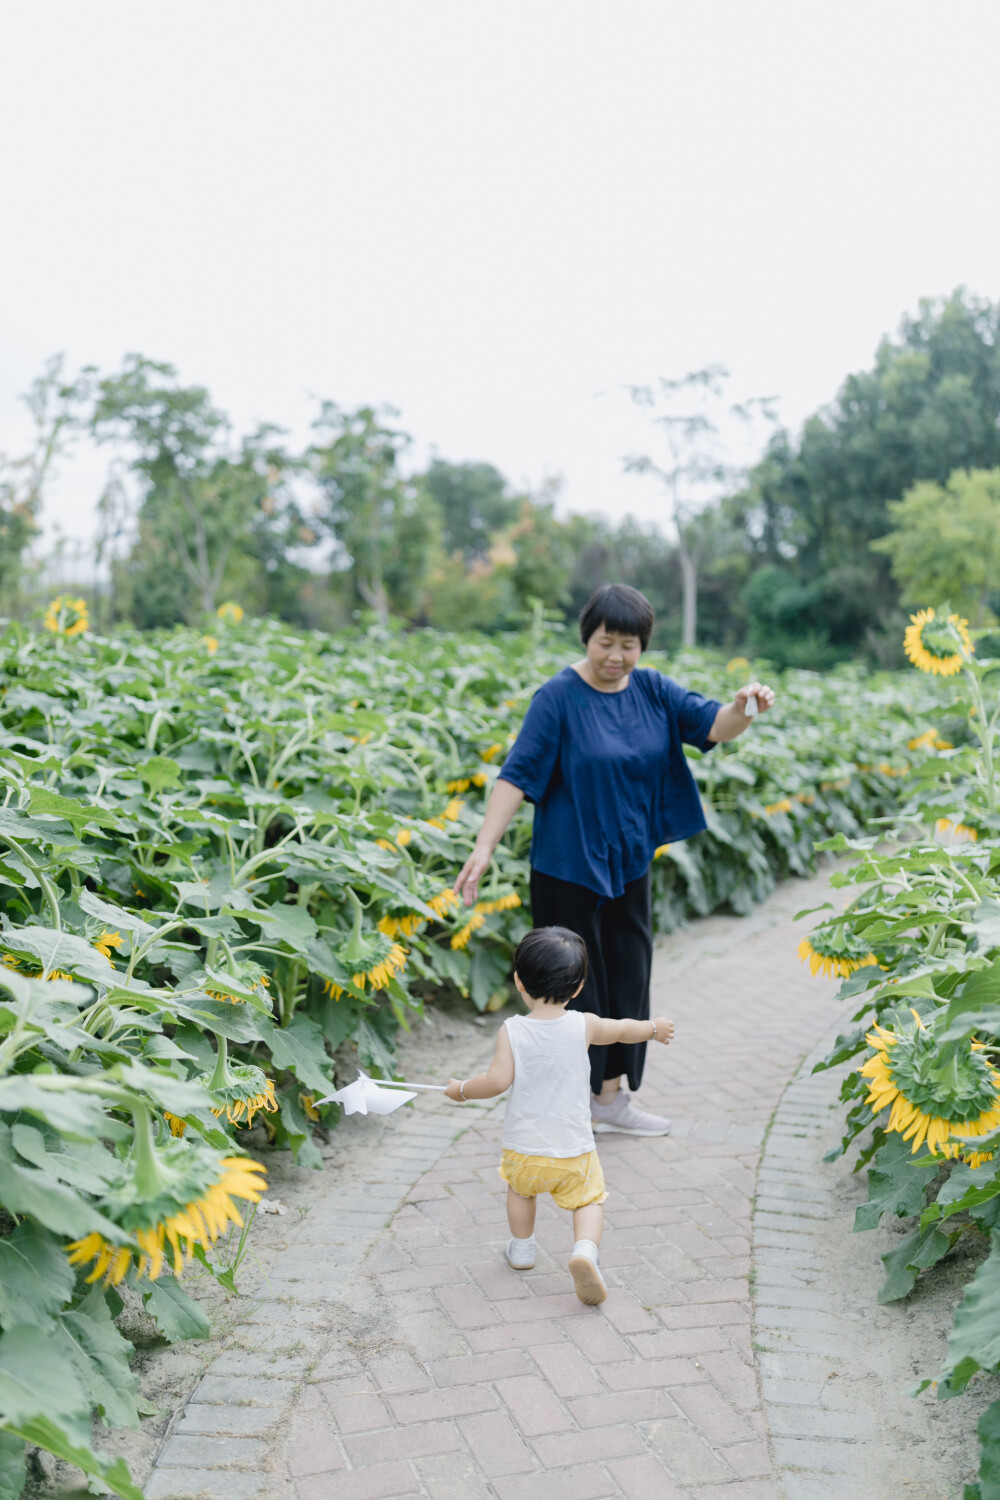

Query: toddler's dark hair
[[514, 926, 589, 1003]]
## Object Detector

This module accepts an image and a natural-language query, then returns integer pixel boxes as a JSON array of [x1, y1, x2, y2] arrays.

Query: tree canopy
[[6, 287, 1000, 659]]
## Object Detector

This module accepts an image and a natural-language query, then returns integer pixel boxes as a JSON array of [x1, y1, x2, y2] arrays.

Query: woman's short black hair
[[513, 926, 589, 1004], [579, 584, 654, 650]]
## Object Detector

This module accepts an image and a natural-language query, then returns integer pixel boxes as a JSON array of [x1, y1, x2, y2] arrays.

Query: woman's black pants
[[529, 866, 653, 1096]]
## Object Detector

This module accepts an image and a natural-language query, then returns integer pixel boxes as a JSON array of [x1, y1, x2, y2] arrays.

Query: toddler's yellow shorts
[[499, 1149, 608, 1211]]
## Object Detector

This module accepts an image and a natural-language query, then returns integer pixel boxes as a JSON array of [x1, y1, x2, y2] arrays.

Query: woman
[[454, 583, 775, 1136]]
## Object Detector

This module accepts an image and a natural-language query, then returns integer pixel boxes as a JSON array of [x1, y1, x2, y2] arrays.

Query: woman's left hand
[[736, 681, 775, 716]]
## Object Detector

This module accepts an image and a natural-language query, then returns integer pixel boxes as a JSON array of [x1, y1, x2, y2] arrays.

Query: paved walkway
[[145, 871, 851, 1500]]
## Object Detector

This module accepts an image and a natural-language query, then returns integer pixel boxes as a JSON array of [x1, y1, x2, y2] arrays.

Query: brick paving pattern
[[145, 873, 848, 1499]]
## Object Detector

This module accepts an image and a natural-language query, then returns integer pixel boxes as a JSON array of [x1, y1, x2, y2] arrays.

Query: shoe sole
[[593, 1121, 671, 1137], [505, 1257, 535, 1270], [569, 1254, 607, 1305]]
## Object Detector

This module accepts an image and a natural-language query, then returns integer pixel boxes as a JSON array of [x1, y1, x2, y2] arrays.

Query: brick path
[[146, 871, 848, 1500]]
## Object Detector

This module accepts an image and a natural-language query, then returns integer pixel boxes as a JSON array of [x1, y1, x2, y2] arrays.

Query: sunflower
[[203, 634, 219, 653], [216, 601, 244, 623], [379, 910, 422, 939], [482, 743, 504, 763], [475, 891, 522, 916], [1, 951, 73, 982], [726, 656, 750, 673], [394, 828, 413, 846], [426, 797, 464, 831], [201, 1037, 279, 1128], [93, 929, 123, 961], [766, 798, 793, 815], [164, 1112, 188, 1138], [653, 844, 671, 859], [204, 963, 270, 1005], [798, 927, 880, 980], [452, 911, 485, 950], [43, 595, 89, 637], [446, 777, 472, 793], [903, 607, 973, 677], [204, 985, 250, 1005], [908, 729, 953, 752], [862, 1015, 1000, 1160], [355, 941, 407, 992], [65, 1110, 267, 1284], [428, 887, 460, 919], [935, 818, 978, 846]]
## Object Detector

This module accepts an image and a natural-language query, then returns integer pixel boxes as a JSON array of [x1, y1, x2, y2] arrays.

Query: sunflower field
[[802, 608, 1000, 1496], [0, 607, 936, 1497]]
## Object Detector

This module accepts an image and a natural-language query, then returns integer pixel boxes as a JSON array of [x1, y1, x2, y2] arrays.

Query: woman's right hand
[[454, 843, 492, 905]]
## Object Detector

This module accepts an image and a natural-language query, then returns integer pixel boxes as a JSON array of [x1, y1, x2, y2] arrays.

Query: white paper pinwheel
[[315, 1069, 445, 1117]]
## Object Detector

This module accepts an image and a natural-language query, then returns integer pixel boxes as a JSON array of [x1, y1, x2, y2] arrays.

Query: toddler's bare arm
[[585, 1014, 674, 1048], [445, 1025, 515, 1101]]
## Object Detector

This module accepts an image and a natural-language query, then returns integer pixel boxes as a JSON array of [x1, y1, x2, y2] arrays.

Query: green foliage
[[734, 289, 1000, 653], [812, 610, 1000, 1489], [422, 460, 520, 562], [0, 356, 91, 611], [0, 612, 941, 1492], [873, 468, 1000, 625], [310, 403, 440, 623], [91, 356, 310, 627]]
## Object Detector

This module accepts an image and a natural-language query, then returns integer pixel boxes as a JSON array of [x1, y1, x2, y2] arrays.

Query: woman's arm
[[444, 1025, 515, 1100], [708, 681, 775, 744], [586, 1013, 675, 1048], [453, 778, 525, 905]]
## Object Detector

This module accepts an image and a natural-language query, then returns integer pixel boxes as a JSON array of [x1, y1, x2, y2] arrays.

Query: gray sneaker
[[591, 1089, 671, 1137]]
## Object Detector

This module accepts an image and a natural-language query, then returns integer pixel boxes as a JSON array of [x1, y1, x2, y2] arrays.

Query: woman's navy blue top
[[499, 665, 721, 902]]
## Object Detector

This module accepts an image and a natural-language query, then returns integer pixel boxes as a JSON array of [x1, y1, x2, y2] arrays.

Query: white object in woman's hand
[[738, 681, 774, 719]]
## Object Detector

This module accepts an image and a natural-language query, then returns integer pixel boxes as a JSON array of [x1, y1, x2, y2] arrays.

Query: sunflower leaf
[[973, 1398, 1000, 1500], [855, 1134, 932, 1232], [940, 1230, 1000, 1393], [0, 1431, 26, 1500], [255, 1015, 332, 1093], [134, 1273, 210, 1344], [0, 1222, 76, 1332], [54, 1287, 139, 1431], [878, 1222, 954, 1303], [276, 1089, 323, 1169]]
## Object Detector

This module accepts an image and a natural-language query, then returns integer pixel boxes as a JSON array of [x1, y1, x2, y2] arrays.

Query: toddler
[[446, 926, 674, 1304]]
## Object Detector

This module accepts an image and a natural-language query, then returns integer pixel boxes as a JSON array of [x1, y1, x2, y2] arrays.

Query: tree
[[0, 355, 91, 607], [624, 368, 776, 647], [91, 357, 290, 619], [421, 459, 520, 562], [739, 289, 1000, 650], [309, 404, 440, 624], [871, 468, 1000, 624]]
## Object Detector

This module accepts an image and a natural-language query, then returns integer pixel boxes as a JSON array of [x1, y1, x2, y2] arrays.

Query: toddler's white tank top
[[501, 1010, 594, 1159]]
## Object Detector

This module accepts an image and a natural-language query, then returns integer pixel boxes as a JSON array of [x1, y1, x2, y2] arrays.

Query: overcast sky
[[2, 0, 998, 547]]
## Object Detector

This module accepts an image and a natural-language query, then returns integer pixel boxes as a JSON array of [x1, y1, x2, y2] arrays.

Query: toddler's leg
[[569, 1201, 607, 1305], [505, 1186, 537, 1270], [572, 1202, 603, 1247]]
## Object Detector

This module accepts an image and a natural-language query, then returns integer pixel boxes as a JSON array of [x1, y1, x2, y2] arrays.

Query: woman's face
[[584, 623, 642, 686]]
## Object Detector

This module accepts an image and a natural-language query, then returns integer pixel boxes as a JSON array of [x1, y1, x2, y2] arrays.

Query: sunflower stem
[[131, 1103, 172, 1199], [926, 921, 949, 957], [207, 1034, 237, 1093]]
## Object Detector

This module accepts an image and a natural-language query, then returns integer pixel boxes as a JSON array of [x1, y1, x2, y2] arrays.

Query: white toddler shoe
[[505, 1235, 536, 1270]]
